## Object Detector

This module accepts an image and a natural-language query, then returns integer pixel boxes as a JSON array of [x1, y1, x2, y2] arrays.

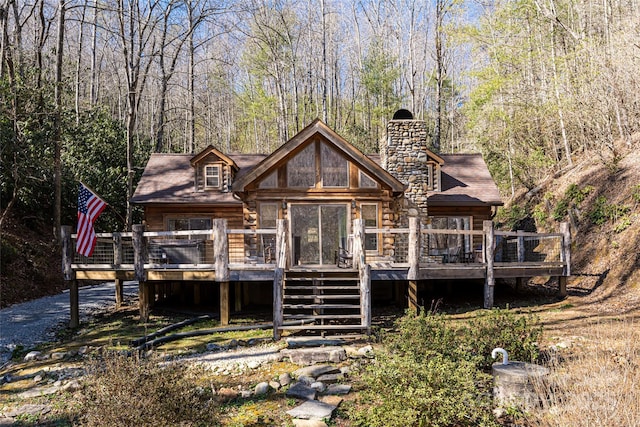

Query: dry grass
[[526, 318, 640, 426]]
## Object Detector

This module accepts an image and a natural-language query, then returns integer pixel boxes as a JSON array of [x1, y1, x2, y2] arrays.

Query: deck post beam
[[213, 219, 230, 325], [113, 233, 123, 307], [61, 226, 79, 328], [483, 220, 495, 309], [408, 216, 420, 313], [133, 224, 150, 321], [559, 222, 571, 297], [273, 219, 288, 340]]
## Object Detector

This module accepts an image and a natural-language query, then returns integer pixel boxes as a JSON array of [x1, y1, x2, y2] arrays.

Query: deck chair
[[336, 235, 354, 268]]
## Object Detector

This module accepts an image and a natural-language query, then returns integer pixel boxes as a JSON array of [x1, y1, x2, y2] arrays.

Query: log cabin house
[[63, 111, 570, 336]]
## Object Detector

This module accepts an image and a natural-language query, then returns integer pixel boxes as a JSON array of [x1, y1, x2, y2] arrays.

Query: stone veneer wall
[[382, 119, 431, 223]]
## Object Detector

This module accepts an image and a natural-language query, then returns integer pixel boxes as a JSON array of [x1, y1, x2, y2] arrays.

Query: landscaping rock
[[323, 384, 352, 395], [310, 382, 326, 393], [286, 382, 317, 400], [293, 364, 340, 379], [206, 343, 221, 352], [62, 380, 81, 392], [286, 337, 345, 348], [281, 346, 346, 365], [279, 372, 292, 386], [298, 375, 315, 385], [51, 352, 67, 360], [18, 386, 60, 399], [286, 400, 336, 420], [24, 351, 42, 362], [292, 419, 329, 427], [316, 373, 343, 384], [357, 345, 374, 357], [269, 380, 281, 390], [319, 395, 343, 407], [4, 404, 51, 418], [216, 387, 239, 400], [254, 382, 270, 396]]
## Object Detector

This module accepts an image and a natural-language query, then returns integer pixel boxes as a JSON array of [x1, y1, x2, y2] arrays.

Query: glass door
[[290, 204, 348, 265]]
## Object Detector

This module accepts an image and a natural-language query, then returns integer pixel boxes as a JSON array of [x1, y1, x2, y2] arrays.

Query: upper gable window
[[359, 171, 378, 188], [321, 142, 348, 187], [205, 165, 221, 189], [259, 171, 277, 188], [287, 144, 316, 188]]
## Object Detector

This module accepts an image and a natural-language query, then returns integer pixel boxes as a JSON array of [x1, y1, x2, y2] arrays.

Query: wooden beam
[[115, 278, 124, 308], [360, 264, 371, 334], [213, 219, 229, 282], [273, 219, 288, 340], [560, 222, 571, 277], [234, 282, 242, 312], [483, 220, 495, 309], [139, 281, 150, 322], [352, 219, 365, 269], [558, 276, 568, 298], [407, 217, 420, 281], [408, 280, 418, 313], [220, 281, 229, 326], [61, 226, 79, 328]]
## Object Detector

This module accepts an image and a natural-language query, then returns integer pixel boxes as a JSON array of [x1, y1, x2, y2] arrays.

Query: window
[[287, 144, 316, 187], [168, 218, 212, 231], [428, 216, 471, 254], [361, 203, 379, 251], [359, 171, 378, 188], [205, 165, 221, 189], [258, 171, 277, 188], [259, 203, 278, 229], [321, 143, 348, 187]]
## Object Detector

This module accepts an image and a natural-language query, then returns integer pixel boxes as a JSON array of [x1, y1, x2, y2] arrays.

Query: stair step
[[284, 285, 359, 290], [283, 314, 362, 320], [279, 324, 368, 331], [283, 303, 361, 309], [285, 277, 359, 282], [284, 294, 360, 300]]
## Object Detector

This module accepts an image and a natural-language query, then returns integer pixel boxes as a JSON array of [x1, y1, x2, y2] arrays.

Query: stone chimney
[[382, 109, 430, 222]]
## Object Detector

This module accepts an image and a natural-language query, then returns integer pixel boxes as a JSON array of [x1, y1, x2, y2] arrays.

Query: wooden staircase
[[278, 269, 369, 336]]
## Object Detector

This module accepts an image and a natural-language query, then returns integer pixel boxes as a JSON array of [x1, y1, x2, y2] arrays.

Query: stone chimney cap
[[392, 109, 414, 120]]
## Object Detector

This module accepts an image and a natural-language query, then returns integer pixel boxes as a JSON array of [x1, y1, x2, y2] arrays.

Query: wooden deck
[[61, 218, 571, 337]]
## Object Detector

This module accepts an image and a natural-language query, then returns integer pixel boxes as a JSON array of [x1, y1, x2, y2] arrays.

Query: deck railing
[[66, 224, 568, 271]]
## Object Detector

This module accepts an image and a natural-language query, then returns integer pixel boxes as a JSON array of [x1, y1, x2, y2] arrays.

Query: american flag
[[76, 183, 107, 257]]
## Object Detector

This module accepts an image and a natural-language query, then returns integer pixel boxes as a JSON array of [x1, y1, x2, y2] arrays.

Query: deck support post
[[213, 219, 230, 325], [273, 219, 288, 340], [483, 220, 495, 309], [62, 226, 80, 328], [113, 233, 123, 307], [234, 283, 242, 312], [133, 224, 149, 321], [558, 222, 571, 297], [194, 283, 201, 305], [408, 217, 420, 314], [354, 219, 371, 333]]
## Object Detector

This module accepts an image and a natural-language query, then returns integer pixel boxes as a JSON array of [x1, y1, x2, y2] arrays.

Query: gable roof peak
[[189, 145, 238, 170]]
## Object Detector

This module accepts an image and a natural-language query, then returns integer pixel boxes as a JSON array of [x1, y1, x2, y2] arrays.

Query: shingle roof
[[429, 154, 503, 206], [131, 153, 265, 204], [132, 151, 501, 207]]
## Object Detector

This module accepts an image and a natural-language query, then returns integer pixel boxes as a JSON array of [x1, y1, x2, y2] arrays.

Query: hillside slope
[[505, 138, 640, 313]]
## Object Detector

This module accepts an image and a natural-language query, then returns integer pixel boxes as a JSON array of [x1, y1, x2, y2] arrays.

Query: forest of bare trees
[[1, 0, 639, 232]]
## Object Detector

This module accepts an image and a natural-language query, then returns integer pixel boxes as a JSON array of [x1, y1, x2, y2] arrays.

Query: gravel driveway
[[0, 281, 138, 362]]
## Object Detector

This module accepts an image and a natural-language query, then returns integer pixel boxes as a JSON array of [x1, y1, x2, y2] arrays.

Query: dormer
[[190, 146, 239, 193]]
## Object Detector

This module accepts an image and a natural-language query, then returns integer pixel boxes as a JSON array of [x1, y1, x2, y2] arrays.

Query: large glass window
[[259, 203, 278, 228], [287, 144, 316, 187], [361, 203, 379, 251], [359, 171, 378, 188], [321, 143, 348, 187], [428, 216, 471, 255], [258, 171, 277, 188], [205, 165, 220, 189]]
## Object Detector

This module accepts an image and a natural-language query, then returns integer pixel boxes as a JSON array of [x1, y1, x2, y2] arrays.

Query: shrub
[[588, 196, 630, 226], [79, 352, 219, 427], [461, 309, 542, 371], [353, 352, 496, 427], [351, 310, 542, 426]]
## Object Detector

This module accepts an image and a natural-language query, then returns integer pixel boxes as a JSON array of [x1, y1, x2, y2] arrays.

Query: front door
[[290, 204, 348, 265]]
